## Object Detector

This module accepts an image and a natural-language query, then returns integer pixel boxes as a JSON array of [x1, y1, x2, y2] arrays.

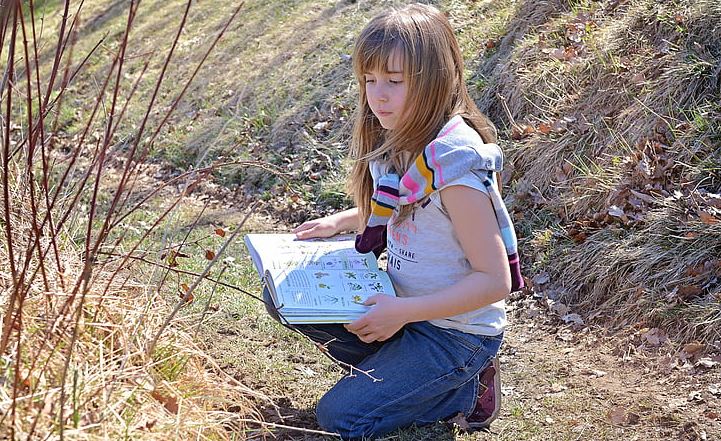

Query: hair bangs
[[353, 24, 407, 78]]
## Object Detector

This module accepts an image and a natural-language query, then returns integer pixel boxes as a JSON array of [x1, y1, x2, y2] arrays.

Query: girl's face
[[363, 50, 408, 130]]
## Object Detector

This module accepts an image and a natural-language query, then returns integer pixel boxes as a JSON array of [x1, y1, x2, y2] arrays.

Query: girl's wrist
[[398, 296, 425, 324], [332, 208, 360, 233]]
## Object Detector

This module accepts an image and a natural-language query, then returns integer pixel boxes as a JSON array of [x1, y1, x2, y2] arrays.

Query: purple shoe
[[467, 357, 501, 429]]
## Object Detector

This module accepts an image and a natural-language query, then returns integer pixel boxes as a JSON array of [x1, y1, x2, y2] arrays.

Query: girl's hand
[[345, 295, 409, 343], [293, 215, 341, 239]]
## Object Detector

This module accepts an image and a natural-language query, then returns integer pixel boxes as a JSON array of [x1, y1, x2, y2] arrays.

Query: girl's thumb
[[363, 295, 379, 306]]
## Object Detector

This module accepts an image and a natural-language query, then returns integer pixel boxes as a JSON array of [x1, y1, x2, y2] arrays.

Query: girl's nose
[[377, 88, 388, 102]]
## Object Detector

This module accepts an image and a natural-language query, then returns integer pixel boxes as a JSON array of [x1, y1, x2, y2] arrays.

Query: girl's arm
[[293, 207, 360, 239], [345, 185, 511, 342]]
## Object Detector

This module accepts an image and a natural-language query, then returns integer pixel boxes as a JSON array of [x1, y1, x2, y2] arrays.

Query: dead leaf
[[677, 285, 703, 299], [698, 210, 719, 225], [608, 205, 625, 217], [688, 390, 704, 402], [562, 313, 584, 326], [533, 272, 550, 286], [681, 342, 705, 361], [215, 228, 226, 237], [608, 407, 627, 425], [448, 412, 470, 430], [205, 250, 216, 260], [629, 189, 656, 204], [631, 73, 645, 85], [626, 413, 640, 425], [538, 123, 552, 135], [550, 302, 570, 317], [704, 193, 721, 209], [708, 384, 721, 396], [686, 263, 708, 277], [696, 358, 719, 369], [641, 328, 667, 346], [179, 284, 194, 303], [151, 390, 179, 414]]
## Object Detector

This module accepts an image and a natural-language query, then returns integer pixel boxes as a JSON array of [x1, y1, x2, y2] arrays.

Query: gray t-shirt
[[370, 160, 507, 336]]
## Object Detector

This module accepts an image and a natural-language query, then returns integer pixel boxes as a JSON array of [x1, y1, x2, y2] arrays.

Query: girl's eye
[[390, 79, 403, 84], [365, 78, 375, 83]]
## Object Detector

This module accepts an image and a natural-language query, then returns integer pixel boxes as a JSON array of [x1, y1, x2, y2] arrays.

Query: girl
[[267, 3, 523, 439]]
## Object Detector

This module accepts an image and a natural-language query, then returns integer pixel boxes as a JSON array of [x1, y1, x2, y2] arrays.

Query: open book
[[244, 233, 396, 324]]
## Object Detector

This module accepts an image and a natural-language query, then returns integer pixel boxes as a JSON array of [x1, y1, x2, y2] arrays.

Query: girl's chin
[[377, 118, 397, 130]]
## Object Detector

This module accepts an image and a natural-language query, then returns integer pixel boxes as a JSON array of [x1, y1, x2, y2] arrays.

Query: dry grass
[[0, 1, 273, 438], [0, 228, 262, 439], [472, 0, 721, 343]]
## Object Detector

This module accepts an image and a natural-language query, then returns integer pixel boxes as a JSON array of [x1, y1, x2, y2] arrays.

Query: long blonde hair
[[348, 3, 497, 228]]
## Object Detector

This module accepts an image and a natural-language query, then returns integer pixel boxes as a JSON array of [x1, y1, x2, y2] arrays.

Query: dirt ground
[[194, 212, 721, 441]]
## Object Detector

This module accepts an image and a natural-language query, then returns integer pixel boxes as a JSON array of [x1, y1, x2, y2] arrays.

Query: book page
[[268, 267, 395, 312], [244, 233, 378, 277]]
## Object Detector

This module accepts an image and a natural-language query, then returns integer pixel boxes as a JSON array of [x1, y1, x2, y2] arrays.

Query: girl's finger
[[360, 333, 376, 343], [296, 226, 321, 239], [292, 222, 314, 233], [345, 315, 369, 332], [363, 295, 380, 306]]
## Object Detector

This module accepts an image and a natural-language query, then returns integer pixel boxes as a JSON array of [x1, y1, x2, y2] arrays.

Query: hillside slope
[[2, 0, 719, 439]]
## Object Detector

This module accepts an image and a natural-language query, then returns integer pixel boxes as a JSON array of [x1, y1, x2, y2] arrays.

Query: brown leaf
[[682, 342, 705, 360], [698, 210, 719, 225], [677, 285, 703, 299], [641, 328, 666, 346], [205, 250, 216, 260], [215, 228, 226, 237], [179, 283, 194, 303], [686, 262, 707, 277], [608, 407, 627, 425], [538, 123, 552, 135], [151, 390, 179, 414], [485, 39, 496, 49], [570, 230, 587, 244], [511, 124, 534, 140], [167, 251, 178, 267], [626, 413, 640, 425], [630, 73, 645, 85]]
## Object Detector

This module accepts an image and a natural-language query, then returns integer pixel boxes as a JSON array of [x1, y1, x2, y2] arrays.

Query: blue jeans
[[263, 288, 503, 440]]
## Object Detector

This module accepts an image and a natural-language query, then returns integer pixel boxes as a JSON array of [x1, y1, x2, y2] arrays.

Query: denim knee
[[317, 390, 357, 438], [317, 388, 385, 440]]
